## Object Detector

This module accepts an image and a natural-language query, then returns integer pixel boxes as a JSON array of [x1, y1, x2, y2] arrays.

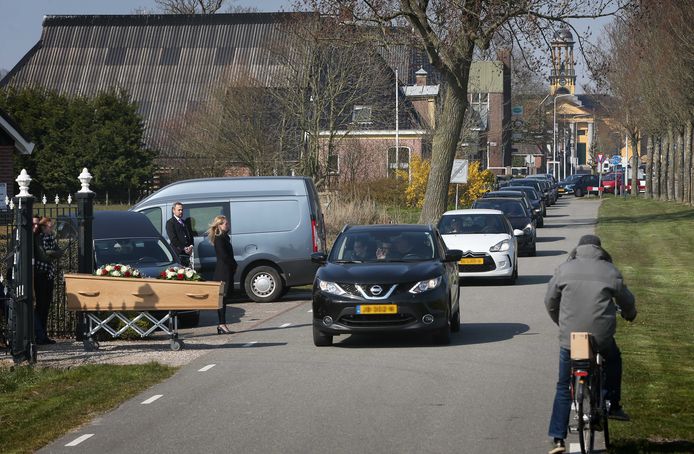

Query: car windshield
[[501, 187, 539, 200], [331, 230, 436, 262], [438, 214, 508, 235], [474, 199, 527, 217], [94, 238, 175, 266]]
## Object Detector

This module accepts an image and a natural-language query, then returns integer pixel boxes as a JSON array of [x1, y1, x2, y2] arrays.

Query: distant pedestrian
[[206, 215, 237, 335], [166, 202, 194, 267], [34, 217, 62, 344]]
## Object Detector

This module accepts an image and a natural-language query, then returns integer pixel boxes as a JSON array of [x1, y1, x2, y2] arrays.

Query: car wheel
[[575, 187, 584, 197], [538, 217, 544, 228], [244, 266, 284, 303], [450, 307, 461, 333], [433, 321, 451, 345], [530, 243, 537, 257], [506, 263, 518, 285], [313, 327, 333, 346]]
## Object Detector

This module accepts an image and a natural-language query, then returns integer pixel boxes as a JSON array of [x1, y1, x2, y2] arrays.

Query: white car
[[437, 209, 522, 284]]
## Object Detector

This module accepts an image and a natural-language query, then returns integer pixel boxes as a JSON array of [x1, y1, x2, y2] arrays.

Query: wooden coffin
[[64, 273, 224, 311]]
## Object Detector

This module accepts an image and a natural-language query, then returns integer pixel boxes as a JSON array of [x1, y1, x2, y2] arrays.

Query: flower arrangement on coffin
[[159, 266, 203, 281], [95, 263, 142, 278]]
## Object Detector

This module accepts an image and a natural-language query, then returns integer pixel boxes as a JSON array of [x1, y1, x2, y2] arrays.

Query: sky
[[0, 1, 612, 92]]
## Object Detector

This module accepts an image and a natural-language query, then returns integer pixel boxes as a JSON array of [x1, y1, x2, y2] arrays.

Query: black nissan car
[[311, 224, 462, 346]]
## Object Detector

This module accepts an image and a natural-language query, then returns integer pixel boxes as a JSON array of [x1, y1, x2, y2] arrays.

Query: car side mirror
[[444, 249, 463, 262], [513, 229, 525, 236], [311, 252, 327, 264]]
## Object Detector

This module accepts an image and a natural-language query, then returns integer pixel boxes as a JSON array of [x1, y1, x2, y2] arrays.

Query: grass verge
[[0, 362, 177, 453], [597, 198, 694, 452]]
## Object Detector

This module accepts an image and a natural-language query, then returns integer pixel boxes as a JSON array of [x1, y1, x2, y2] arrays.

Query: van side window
[[185, 203, 230, 236], [231, 200, 300, 234], [141, 207, 163, 235]]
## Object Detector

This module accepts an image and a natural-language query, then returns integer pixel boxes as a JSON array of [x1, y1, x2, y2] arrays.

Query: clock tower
[[550, 27, 576, 95]]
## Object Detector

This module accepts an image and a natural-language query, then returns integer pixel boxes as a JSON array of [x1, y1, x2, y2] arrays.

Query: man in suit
[[166, 202, 194, 266]]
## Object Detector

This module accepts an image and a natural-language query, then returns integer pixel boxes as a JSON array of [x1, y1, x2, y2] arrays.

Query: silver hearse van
[[131, 177, 326, 302]]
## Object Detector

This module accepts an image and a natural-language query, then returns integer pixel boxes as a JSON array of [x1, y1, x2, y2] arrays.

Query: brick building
[[0, 110, 34, 207]]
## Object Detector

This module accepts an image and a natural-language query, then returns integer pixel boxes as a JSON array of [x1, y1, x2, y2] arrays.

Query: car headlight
[[409, 276, 442, 294], [318, 279, 347, 296], [523, 223, 533, 235], [489, 239, 510, 252]]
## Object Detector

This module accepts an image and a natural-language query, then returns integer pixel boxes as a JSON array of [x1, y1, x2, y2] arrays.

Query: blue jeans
[[548, 340, 622, 439]]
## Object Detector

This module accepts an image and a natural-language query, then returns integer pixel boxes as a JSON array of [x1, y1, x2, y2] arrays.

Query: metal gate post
[[11, 170, 35, 363], [75, 168, 95, 341]]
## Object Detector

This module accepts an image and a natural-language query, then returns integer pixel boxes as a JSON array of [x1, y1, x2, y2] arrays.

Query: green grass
[[597, 198, 694, 452], [0, 363, 177, 453]]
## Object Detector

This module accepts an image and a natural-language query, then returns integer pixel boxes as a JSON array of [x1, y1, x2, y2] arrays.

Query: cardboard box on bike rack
[[570, 332, 592, 360]]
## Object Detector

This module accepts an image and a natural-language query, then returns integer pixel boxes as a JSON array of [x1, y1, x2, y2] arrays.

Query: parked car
[[601, 172, 624, 194], [508, 179, 552, 207], [471, 197, 537, 256], [92, 211, 200, 326], [572, 174, 600, 197], [497, 185, 546, 221], [557, 174, 584, 195], [310, 224, 462, 346], [526, 174, 559, 199], [437, 209, 521, 284], [131, 176, 327, 302], [482, 190, 543, 227]]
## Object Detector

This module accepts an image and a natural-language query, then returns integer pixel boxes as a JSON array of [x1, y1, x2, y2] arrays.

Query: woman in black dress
[[207, 215, 237, 334]]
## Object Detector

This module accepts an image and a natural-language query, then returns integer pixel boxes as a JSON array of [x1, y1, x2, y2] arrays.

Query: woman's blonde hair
[[206, 215, 228, 244]]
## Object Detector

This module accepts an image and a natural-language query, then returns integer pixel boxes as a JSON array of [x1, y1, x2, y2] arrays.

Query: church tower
[[550, 27, 576, 95]]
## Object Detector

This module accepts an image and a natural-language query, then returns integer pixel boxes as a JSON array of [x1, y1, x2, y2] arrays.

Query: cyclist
[[544, 235, 637, 454]]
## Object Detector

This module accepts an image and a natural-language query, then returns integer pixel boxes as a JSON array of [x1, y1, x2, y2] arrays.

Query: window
[[352, 105, 372, 124], [577, 130, 586, 136], [468, 92, 489, 130], [327, 154, 339, 175], [184, 203, 230, 237], [388, 146, 410, 177], [140, 207, 163, 235], [231, 200, 300, 234]]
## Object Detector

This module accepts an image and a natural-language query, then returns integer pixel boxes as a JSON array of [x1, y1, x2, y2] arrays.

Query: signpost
[[450, 159, 468, 210]]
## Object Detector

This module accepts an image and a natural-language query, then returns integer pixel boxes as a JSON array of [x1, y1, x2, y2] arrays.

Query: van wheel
[[575, 188, 584, 197], [245, 266, 283, 303]]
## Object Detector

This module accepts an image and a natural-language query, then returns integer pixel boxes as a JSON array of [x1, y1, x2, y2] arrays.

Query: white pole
[[553, 96, 557, 178], [395, 69, 401, 180]]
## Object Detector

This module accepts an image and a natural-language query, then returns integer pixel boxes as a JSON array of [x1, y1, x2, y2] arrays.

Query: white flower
[[111, 270, 121, 277], [185, 269, 194, 278], [105, 265, 113, 272]]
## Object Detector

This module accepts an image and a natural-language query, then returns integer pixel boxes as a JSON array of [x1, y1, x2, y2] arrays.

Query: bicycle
[[570, 335, 610, 453]]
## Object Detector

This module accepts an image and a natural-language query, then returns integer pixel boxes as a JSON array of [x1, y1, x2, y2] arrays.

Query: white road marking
[[141, 394, 163, 405], [65, 434, 94, 446], [279, 323, 292, 328], [242, 341, 258, 347], [198, 364, 216, 372], [569, 443, 580, 453]]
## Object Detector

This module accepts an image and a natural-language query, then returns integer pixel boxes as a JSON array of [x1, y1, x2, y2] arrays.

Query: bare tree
[[298, 1, 631, 223], [155, 0, 227, 14]]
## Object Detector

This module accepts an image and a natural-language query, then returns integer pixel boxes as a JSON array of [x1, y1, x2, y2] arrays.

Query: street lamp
[[553, 93, 572, 179]]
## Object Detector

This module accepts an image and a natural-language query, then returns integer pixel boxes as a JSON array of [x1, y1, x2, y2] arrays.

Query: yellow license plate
[[459, 258, 484, 265], [357, 304, 397, 315]]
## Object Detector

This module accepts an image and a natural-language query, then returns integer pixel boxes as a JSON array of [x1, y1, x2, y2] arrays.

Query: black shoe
[[608, 406, 630, 421], [216, 325, 233, 334], [548, 438, 565, 454]]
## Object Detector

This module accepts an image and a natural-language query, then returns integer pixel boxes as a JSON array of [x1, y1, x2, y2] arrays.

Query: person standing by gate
[[207, 215, 236, 334], [34, 217, 62, 345], [166, 202, 194, 267]]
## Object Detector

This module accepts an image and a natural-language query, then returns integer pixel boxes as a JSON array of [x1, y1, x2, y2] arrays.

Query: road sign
[[450, 159, 468, 184], [610, 155, 622, 166], [511, 105, 524, 116], [597, 153, 604, 163]]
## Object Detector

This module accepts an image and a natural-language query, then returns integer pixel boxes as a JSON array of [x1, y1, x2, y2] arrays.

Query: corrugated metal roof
[[1, 13, 312, 152]]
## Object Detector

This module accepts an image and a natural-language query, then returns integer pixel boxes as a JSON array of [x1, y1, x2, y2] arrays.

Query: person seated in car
[[382, 235, 417, 259], [346, 238, 371, 261], [375, 241, 392, 260], [448, 218, 462, 234]]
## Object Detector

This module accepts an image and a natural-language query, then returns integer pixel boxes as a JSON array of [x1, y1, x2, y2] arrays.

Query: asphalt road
[[41, 196, 602, 454]]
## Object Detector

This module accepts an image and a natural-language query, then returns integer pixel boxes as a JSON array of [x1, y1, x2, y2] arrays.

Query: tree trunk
[[667, 127, 675, 201], [659, 134, 668, 201], [630, 132, 639, 196], [675, 127, 684, 202], [687, 121, 694, 205], [418, 81, 467, 224], [646, 134, 654, 199]]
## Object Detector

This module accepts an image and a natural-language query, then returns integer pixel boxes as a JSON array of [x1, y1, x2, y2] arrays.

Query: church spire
[[550, 27, 576, 95]]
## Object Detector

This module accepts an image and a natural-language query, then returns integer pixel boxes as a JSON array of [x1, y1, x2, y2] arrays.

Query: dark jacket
[[545, 244, 637, 351], [166, 216, 193, 255], [213, 232, 237, 294]]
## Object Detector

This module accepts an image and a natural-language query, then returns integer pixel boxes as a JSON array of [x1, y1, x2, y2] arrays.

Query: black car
[[482, 190, 543, 227], [498, 185, 546, 221], [471, 198, 537, 256], [571, 174, 600, 197], [508, 179, 552, 207], [311, 224, 462, 346]]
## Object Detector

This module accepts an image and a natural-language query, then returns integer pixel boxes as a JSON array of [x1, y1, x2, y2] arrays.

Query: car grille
[[339, 313, 416, 327], [338, 283, 399, 300], [458, 252, 496, 272]]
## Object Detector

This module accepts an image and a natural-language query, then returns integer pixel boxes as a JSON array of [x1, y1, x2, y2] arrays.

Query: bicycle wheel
[[576, 378, 595, 453]]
